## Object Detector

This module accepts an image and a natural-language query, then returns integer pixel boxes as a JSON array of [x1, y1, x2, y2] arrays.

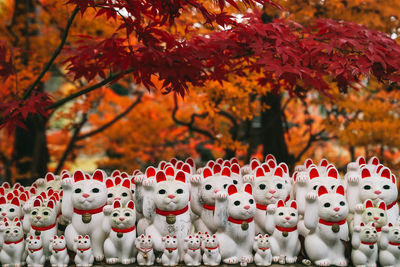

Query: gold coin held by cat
[[117, 232, 123, 238], [241, 221, 249, 231], [369, 245, 374, 249], [332, 223, 340, 233], [82, 213, 92, 224], [35, 230, 41, 236], [166, 214, 176, 224], [282, 231, 288, 237], [143, 253, 148, 259]]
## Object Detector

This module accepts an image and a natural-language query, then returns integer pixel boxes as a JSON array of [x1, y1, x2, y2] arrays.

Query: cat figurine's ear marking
[[46, 172, 55, 182], [274, 166, 283, 178], [378, 201, 386, 210], [309, 167, 319, 180], [113, 200, 121, 209], [175, 171, 186, 183], [146, 166, 156, 178], [156, 171, 167, 183], [244, 184, 252, 195], [318, 185, 328, 196], [336, 185, 345, 196], [255, 167, 265, 178], [328, 168, 338, 179], [361, 168, 371, 179], [121, 179, 130, 189], [290, 201, 297, 210], [227, 185, 238, 196], [74, 170, 86, 183], [365, 199, 374, 209], [380, 167, 391, 179], [213, 164, 222, 175], [221, 167, 231, 177], [277, 199, 285, 208], [231, 163, 240, 175], [92, 169, 105, 182], [127, 200, 134, 210], [202, 167, 213, 179], [106, 179, 114, 188], [165, 166, 175, 177], [251, 160, 260, 171], [305, 158, 313, 168]]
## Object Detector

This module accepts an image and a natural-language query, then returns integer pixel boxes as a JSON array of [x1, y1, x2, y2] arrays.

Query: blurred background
[[1, 0, 400, 185]]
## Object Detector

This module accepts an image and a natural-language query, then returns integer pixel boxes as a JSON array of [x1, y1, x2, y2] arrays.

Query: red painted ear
[[85, 174, 90, 180], [216, 158, 223, 165], [244, 184, 252, 195], [61, 173, 70, 180], [221, 167, 231, 177], [256, 167, 265, 178], [92, 169, 105, 182], [378, 201, 386, 211], [156, 171, 167, 183], [84, 235, 89, 239], [121, 179, 130, 189], [392, 174, 397, 184], [290, 201, 297, 209], [73, 170, 85, 183], [279, 163, 288, 174], [113, 200, 121, 209], [227, 185, 238, 196], [305, 158, 313, 168], [213, 164, 221, 175], [60, 235, 64, 239], [231, 163, 240, 175], [203, 167, 213, 179], [165, 166, 175, 177], [127, 200, 134, 210], [186, 158, 195, 167], [261, 164, 270, 173], [173, 235, 176, 238], [47, 200, 55, 209], [0, 197, 6, 205], [114, 176, 122, 186], [274, 166, 283, 178], [360, 222, 365, 227], [267, 160, 276, 169], [277, 199, 284, 208], [176, 161, 183, 170], [293, 172, 298, 182], [20, 193, 27, 202], [181, 163, 191, 174], [336, 185, 345, 196], [251, 160, 260, 171], [380, 167, 391, 179], [160, 161, 166, 170], [34, 199, 41, 207], [365, 199, 373, 209], [2, 182, 9, 189], [29, 236, 33, 240], [146, 166, 156, 178], [16, 222, 21, 227], [309, 167, 320, 180], [318, 186, 328, 196], [265, 154, 276, 162], [230, 158, 239, 165], [327, 168, 338, 179], [175, 171, 186, 183], [6, 192, 13, 201], [361, 168, 371, 179], [120, 172, 128, 179], [207, 161, 215, 169], [0, 187, 4, 195], [369, 156, 379, 166], [319, 158, 328, 167], [11, 197, 19, 207], [46, 173, 55, 182], [357, 156, 366, 166], [376, 164, 383, 174], [170, 158, 178, 166], [40, 192, 46, 199], [111, 170, 120, 178], [36, 236, 40, 240], [12, 189, 19, 197], [389, 223, 393, 227], [106, 179, 114, 188], [29, 187, 36, 195], [48, 188, 54, 197], [223, 160, 231, 168]]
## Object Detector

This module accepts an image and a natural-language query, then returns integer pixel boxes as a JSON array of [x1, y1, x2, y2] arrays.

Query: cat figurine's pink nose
[[82, 193, 90, 198], [374, 190, 381, 195], [168, 194, 175, 199], [269, 190, 276, 194], [214, 189, 219, 193], [374, 216, 379, 220], [114, 197, 121, 200], [1, 213, 6, 216], [285, 216, 290, 220], [36, 216, 41, 219], [244, 205, 250, 210], [119, 217, 125, 221], [334, 207, 340, 212]]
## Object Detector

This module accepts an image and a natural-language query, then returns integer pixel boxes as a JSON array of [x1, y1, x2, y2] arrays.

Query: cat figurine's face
[[27, 235, 42, 250], [386, 223, 400, 243], [75, 235, 91, 250], [72, 170, 107, 210], [317, 185, 348, 221], [203, 234, 218, 249], [358, 222, 378, 243], [109, 200, 136, 229], [162, 235, 178, 249], [106, 177, 132, 206], [51, 235, 66, 250], [274, 200, 298, 228], [44, 172, 63, 191], [2, 218, 23, 243], [227, 184, 256, 220], [30, 199, 57, 227], [0, 196, 21, 220], [154, 171, 189, 211], [359, 167, 397, 206], [254, 234, 270, 250], [362, 199, 387, 229], [136, 234, 153, 249], [185, 234, 201, 250], [253, 166, 288, 206], [200, 166, 235, 206]]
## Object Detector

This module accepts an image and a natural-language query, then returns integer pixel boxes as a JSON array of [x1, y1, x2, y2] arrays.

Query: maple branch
[[294, 129, 326, 163], [46, 69, 133, 110], [0, 151, 12, 183], [76, 93, 143, 140], [23, 7, 80, 100], [218, 110, 238, 140]]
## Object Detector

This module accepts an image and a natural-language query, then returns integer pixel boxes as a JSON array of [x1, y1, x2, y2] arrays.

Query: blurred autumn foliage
[[0, 0, 400, 183]]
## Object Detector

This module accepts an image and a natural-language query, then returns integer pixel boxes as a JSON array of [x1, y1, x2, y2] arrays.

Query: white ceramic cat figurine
[[105, 177, 132, 206], [143, 170, 191, 259], [202, 234, 221, 266], [265, 200, 300, 264], [0, 196, 22, 221], [190, 165, 235, 234], [135, 234, 155, 266], [103, 200, 136, 264], [161, 235, 179, 266], [26, 235, 45, 267], [49, 235, 69, 267], [214, 183, 256, 264], [0, 218, 25, 267], [352, 199, 387, 234], [74, 235, 94, 267], [183, 234, 202, 266], [62, 169, 108, 261], [351, 222, 378, 267], [253, 234, 272, 266], [379, 222, 400, 267], [304, 185, 349, 266], [135, 166, 156, 236]]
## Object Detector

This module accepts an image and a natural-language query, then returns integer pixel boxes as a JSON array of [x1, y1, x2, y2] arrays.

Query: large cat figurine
[[214, 183, 256, 264], [143, 170, 191, 259], [265, 200, 300, 264], [351, 222, 378, 267], [61, 169, 108, 261], [379, 222, 400, 267], [304, 185, 349, 266]]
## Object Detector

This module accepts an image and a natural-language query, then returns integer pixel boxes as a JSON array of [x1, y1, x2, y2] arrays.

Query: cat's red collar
[[29, 247, 43, 253], [136, 246, 153, 254], [256, 203, 267, 210], [166, 247, 177, 251], [78, 247, 90, 252], [205, 245, 219, 250], [203, 204, 215, 211], [361, 241, 376, 245], [188, 247, 200, 251], [112, 225, 136, 233], [4, 237, 23, 245], [156, 205, 189, 216], [32, 222, 56, 231], [74, 205, 106, 215], [389, 241, 400, 246], [387, 200, 397, 210], [258, 247, 270, 250], [318, 218, 346, 226], [276, 225, 297, 232], [53, 247, 66, 252], [228, 216, 253, 224]]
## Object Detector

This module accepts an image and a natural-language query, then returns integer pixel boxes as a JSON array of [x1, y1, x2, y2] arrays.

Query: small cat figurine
[[74, 235, 94, 267], [103, 200, 136, 264], [0, 218, 25, 267], [105, 176, 132, 206], [352, 199, 387, 234], [253, 234, 272, 266], [379, 222, 400, 267], [183, 234, 202, 266], [351, 222, 378, 267], [49, 235, 69, 267], [265, 200, 300, 264], [135, 234, 155, 266], [304, 185, 349, 266], [161, 235, 179, 266], [202, 234, 221, 266], [214, 183, 256, 264], [26, 235, 45, 267], [62, 170, 108, 261]]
